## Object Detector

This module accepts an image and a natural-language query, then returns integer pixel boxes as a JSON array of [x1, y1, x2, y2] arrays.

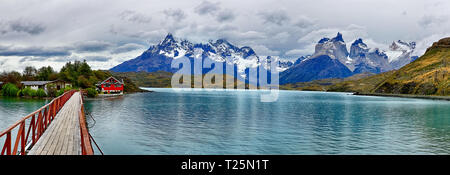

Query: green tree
[[23, 66, 37, 81], [59, 60, 96, 88], [79, 60, 92, 76], [0, 71, 22, 87], [77, 75, 90, 89], [37, 66, 57, 81]]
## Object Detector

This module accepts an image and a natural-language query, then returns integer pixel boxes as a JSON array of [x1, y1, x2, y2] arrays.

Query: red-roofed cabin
[[96, 76, 124, 94]]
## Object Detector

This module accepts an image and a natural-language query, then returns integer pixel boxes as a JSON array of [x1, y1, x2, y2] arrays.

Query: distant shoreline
[[353, 92, 450, 101], [140, 87, 450, 101]]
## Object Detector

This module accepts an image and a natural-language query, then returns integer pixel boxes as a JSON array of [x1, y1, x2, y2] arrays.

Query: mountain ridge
[[110, 33, 418, 85], [279, 33, 417, 84], [282, 37, 449, 96]]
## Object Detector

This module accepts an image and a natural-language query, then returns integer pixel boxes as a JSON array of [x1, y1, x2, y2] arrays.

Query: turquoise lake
[[1, 88, 450, 154]]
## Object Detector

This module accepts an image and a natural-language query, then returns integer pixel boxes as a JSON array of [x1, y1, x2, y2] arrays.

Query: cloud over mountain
[[0, 0, 448, 72], [258, 10, 290, 25], [119, 10, 152, 24], [194, 1, 221, 15], [163, 9, 187, 21]]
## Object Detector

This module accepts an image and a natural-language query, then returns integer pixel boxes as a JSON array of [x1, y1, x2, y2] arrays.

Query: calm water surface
[[0, 97, 49, 130], [1, 88, 449, 154]]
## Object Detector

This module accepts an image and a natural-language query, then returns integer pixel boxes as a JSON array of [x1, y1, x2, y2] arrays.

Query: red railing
[[78, 95, 94, 155], [0, 90, 77, 155]]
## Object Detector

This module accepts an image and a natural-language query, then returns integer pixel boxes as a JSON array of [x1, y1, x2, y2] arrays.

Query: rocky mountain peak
[[318, 38, 330, 44], [390, 40, 415, 51], [352, 38, 367, 47], [240, 46, 256, 58], [161, 33, 176, 45], [331, 32, 344, 42], [350, 38, 369, 58], [314, 32, 349, 62], [425, 37, 450, 53]]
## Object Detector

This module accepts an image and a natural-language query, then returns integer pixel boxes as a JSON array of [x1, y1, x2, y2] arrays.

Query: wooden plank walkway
[[28, 92, 82, 155]]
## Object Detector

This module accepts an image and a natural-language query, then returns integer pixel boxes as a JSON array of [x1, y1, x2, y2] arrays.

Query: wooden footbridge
[[0, 90, 96, 155]]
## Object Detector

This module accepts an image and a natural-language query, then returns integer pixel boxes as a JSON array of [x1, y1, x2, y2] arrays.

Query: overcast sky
[[0, 0, 449, 72]]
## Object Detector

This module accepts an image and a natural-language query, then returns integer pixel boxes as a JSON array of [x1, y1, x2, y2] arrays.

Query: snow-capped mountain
[[305, 33, 417, 73], [313, 32, 350, 65], [280, 33, 418, 84], [264, 56, 296, 72], [110, 33, 293, 82], [111, 33, 418, 85], [385, 40, 416, 69], [280, 55, 353, 84]]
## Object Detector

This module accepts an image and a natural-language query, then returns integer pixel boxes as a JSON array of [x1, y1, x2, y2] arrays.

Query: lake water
[[1, 88, 450, 154], [0, 97, 49, 130]]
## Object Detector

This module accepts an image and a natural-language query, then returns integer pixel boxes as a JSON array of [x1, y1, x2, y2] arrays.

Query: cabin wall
[[25, 85, 39, 90], [98, 77, 124, 94], [50, 81, 71, 90], [100, 84, 124, 93]]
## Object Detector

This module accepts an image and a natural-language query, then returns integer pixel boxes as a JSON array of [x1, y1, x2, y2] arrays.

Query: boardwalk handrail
[[78, 94, 94, 155], [0, 90, 77, 155]]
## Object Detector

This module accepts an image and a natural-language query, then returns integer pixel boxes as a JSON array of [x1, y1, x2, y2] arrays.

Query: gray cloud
[[119, 10, 152, 24], [0, 40, 116, 59], [51, 56, 79, 62], [19, 56, 49, 62], [10, 20, 45, 35], [163, 9, 187, 21], [418, 15, 447, 28], [111, 43, 145, 54], [73, 40, 113, 53], [194, 1, 220, 15], [258, 10, 290, 25], [294, 16, 315, 29], [84, 55, 111, 62], [50, 55, 111, 63], [0, 45, 71, 57], [193, 1, 235, 23], [216, 10, 235, 22], [0, 0, 449, 71], [0, 19, 45, 35]]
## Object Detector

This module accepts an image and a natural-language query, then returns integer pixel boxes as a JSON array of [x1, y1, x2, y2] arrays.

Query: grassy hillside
[[280, 72, 375, 91], [326, 71, 395, 93], [328, 37, 449, 96], [371, 38, 449, 96], [111, 71, 255, 89], [111, 71, 173, 88]]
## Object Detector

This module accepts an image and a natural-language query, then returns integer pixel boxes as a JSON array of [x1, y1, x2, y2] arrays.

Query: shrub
[[56, 89, 65, 97], [1, 83, 20, 97], [46, 84, 57, 97], [63, 86, 72, 91], [55, 86, 73, 97], [21, 87, 29, 97], [86, 88, 98, 98], [17, 89, 22, 97], [36, 88, 47, 98], [22, 87, 37, 97]]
